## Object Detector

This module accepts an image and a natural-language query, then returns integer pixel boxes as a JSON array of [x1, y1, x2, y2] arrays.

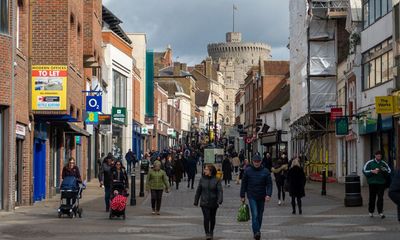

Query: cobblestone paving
[[0, 172, 399, 240]]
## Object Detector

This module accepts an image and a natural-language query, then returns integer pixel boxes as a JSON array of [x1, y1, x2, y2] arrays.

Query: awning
[[65, 122, 90, 136]]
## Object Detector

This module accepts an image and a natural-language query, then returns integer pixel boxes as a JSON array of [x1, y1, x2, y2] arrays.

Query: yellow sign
[[375, 96, 394, 114], [32, 65, 67, 110]]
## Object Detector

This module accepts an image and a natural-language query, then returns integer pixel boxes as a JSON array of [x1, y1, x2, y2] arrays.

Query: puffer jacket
[[146, 169, 170, 190], [194, 176, 223, 208]]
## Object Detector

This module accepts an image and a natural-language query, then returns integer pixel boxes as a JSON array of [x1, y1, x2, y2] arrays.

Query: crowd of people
[[66, 144, 400, 240]]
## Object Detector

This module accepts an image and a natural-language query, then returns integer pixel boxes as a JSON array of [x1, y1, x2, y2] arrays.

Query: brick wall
[[0, 35, 12, 106], [133, 77, 141, 122]]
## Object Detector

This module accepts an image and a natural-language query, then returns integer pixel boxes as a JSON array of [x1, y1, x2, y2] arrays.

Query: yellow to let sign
[[375, 96, 394, 114], [32, 65, 67, 110]]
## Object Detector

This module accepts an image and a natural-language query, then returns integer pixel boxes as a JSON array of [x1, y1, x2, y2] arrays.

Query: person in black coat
[[222, 156, 233, 187], [173, 154, 184, 189], [262, 152, 272, 172], [111, 160, 129, 191], [389, 169, 400, 222], [286, 158, 306, 214], [194, 164, 223, 240], [186, 152, 197, 189]]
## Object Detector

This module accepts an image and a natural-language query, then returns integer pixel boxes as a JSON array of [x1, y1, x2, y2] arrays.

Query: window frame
[[363, 0, 393, 29], [0, 0, 9, 34]]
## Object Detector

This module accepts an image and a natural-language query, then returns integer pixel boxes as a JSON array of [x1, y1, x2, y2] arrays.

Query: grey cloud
[[104, 0, 289, 65]]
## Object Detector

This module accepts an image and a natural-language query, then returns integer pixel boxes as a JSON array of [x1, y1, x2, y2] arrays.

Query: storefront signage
[[324, 101, 336, 113], [16, 123, 26, 137], [141, 127, 149, 135], [86, 96, 102, 112], [167, 128, 175, 135], [98, 114, 111, 125], [375, 96, 394, 114], [75, 136, 81, 145], [330, 107, 343, 121], [112, 107, 126, 125], [85, 111, 99, 124], [335, 118, 349, 136], [32, 65, 67, 110]]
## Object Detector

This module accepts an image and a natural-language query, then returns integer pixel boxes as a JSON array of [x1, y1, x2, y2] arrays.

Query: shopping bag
[[237, 203, 250, 222]]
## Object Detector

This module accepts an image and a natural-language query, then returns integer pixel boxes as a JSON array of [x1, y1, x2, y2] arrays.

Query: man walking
[[125, 149, 134, 174], [363, 150, 391, 218], [240, 154, 273, 240]]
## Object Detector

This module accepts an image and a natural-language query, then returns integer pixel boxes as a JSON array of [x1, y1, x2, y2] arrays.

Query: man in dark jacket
[[389, 169, 400, 222], [262, 152, 272, 172], [100, 156, 114, 212], [186, 152, 198, 189], [240, 154, 273, 240], [125, 149, 135, 174]]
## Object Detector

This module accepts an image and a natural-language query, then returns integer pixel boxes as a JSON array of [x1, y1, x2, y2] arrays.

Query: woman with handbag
[[194, 164, 223, 240], [287, 158, 306, 214]]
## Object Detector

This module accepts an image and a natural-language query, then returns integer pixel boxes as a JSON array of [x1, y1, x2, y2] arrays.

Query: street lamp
[[208, 112, 211, 144], [213, 101, 219, 145]]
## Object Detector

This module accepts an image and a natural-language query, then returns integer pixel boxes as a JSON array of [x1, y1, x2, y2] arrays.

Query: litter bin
[[140, 159, 150, 174], [344, 173, 363, 207]]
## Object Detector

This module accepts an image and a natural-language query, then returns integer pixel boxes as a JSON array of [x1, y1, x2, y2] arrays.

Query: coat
[[232, 157, 240, 167], [389, 170, 400, 206], [272, 158, 288, 185], [222, 158, 233, 180], [186, 157, 197, 178], [363, 159, 391, 185], [100, 163, 113, 188], [146, 169, 170, 191], [287, 166, 306, 198], [194, 176, 223, 208], [165, 161, 174, 177], [111, 168, 129, 189], [240, 165, 273, 200], [173, 158, 184, 182], [62, 166, 82, 182]]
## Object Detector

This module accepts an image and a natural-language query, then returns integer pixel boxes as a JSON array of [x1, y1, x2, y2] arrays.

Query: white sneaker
[[369, 212, 374, 218], [278, 200, 282, 206]]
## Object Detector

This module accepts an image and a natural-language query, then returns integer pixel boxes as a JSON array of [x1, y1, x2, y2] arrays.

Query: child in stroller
[[109, 181, 128, 219], [58, 176, 85, 218]]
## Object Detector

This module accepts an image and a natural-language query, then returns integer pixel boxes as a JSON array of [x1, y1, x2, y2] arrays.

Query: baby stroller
[[58, 176, 85, 218], [109, 182, 128, 220]]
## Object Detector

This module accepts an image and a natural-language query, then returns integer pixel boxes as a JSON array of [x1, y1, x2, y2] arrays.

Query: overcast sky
[[103, 0, 289, 65]]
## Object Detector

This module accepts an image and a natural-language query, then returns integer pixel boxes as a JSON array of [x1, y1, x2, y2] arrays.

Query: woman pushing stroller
[[109, 160, 129, 219]]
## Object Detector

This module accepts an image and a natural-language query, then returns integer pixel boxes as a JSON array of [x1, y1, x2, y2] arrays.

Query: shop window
[[0, 0, 9, 34], [112, 70, 127, 108]]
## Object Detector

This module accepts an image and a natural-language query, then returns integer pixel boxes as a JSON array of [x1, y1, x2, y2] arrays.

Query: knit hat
[[252, 154, 262, 162], [153, 160, 162, 167]]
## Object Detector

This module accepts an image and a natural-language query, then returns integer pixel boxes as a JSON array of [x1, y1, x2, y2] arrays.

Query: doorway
[[0, 111, 3, 209], [15, 138, 23, 205], [33, 138, 46, 202]]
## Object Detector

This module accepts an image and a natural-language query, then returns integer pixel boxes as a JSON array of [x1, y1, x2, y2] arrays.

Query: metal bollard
[[139, 170, 145, 197], [130, 172, 136, 206], [321, 169, 327, 196]]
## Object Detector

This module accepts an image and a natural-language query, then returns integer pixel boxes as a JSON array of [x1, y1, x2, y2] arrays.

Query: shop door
[[0, 111, 3, 209], [15, 139, 23, 205], [33, 139, 46, 202]]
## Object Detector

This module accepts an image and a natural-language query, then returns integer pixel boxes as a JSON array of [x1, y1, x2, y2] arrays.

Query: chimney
[[173, 62, 181, 76], [205, 57, 212, 79]]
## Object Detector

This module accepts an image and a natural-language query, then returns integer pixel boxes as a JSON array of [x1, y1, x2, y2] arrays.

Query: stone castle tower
[[208, 32, 271, 127]]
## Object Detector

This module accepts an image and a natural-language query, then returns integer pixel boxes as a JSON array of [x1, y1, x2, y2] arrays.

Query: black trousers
[[291, 196, 302, 213], [168, 176, 174, 186], [276, 181, 285, 201], [368, 184, 385, 214], [151, 190, 163, 211], [389, 190, 400, 221], [187, 176, 195, 188], [201, 207, 218, 235], [224, 179, 230, 185]]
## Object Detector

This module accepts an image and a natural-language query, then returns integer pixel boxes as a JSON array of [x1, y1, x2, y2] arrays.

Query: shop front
[[260, 130, 288, 159]]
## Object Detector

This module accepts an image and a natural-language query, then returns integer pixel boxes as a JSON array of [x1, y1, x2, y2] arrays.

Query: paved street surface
[[0, 170, 399, 240]]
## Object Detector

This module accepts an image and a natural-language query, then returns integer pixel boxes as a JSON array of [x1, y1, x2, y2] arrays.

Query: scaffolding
[[311, 0, 349, 18]]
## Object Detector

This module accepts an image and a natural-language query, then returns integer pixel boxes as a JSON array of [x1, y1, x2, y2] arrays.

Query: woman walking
[[272, 153, 289, 205], [222, 156, 233, 187], [174, 153, 184, 189], [111, 160, 129, 191], [146, 160, 170, 215], [194, 164, 223, 240], [165, 155, 175, 187], [287, 158, 306, 214]]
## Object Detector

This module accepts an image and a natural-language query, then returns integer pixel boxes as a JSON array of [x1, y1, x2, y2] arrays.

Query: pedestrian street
[[0, 171, 399, 240]]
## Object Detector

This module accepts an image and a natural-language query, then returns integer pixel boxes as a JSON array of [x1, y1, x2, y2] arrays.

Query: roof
[[263, 61, 289, 75], [259, 80, 290, 114], [102, 6, 132, 44], [195, 90, 210, 107], [159, 66, 191, 77], [156, 80, 185, 97]]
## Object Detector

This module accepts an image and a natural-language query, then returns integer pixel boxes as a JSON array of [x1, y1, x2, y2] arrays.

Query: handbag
[[237, 203, 250, 222]]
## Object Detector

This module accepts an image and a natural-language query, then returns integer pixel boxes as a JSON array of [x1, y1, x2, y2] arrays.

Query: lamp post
[[213, 101, 219, 145], [208, 112, 211, 144]]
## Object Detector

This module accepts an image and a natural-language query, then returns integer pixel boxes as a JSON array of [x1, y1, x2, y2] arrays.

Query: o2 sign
[[86, 96, 102, 112]]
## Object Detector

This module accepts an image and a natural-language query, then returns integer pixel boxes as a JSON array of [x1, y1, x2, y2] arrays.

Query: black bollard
[[130, 172, 136, 206], [321, 169, 327, 196], [139, 170, 145, 197]]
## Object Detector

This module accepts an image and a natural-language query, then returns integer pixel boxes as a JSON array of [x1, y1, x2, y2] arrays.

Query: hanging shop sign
[[330, 107, 343, 121], [85, 111, 99, 124], [167, 128, 175, 135], [32, 65, 67, 110], [98, 114, 111, 125], [141, 126, 149, 135], [86, 96, 102, 112], [16, 123, 26, 139], [375, 96, 394, 114], [112, 107, 127, 125], [335, 117, 349, 136]]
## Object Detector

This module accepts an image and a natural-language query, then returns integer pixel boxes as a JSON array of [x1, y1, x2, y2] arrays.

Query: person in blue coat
[[240, 154, 273, 240]]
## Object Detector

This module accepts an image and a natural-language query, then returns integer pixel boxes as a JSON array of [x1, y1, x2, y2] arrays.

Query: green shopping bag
[[237, 203, 250, 222]]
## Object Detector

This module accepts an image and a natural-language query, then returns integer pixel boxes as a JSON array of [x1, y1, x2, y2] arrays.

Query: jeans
[[368, 184, 385, 214], [127, 161, 132, 173], [201, 207, 218, 235], [104, 185, 111, 210], [248, 198, 265, 234], [151, 190, 163, 211], [276, 181, 285, 201]]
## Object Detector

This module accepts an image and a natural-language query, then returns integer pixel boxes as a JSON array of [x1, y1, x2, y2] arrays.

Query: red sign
[[330, 107, 343, 121], [245, 137, 252, 144]]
